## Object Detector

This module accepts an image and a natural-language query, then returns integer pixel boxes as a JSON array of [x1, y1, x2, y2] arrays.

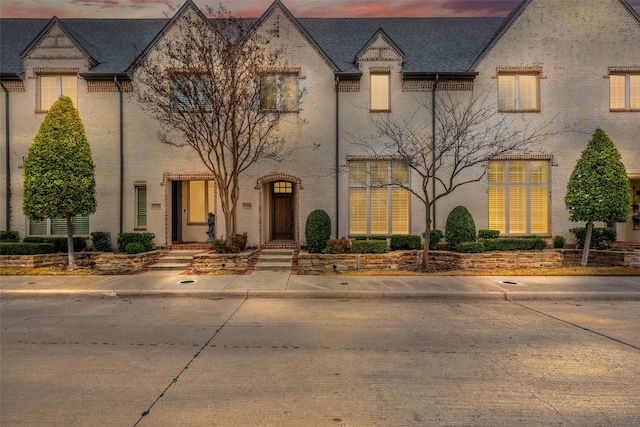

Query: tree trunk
[[421, 216, 432, 272], [66, 213, 77, 269], [581, 221, 593, 266]]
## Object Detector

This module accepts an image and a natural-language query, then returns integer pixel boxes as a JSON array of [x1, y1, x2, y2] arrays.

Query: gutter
[[114, 76, 124, 234], [0, 80, 9, 230], [335, 75, 340, 238]]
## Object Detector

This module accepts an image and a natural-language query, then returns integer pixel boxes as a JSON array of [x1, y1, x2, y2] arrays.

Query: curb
[[2, 289, 639, 301]]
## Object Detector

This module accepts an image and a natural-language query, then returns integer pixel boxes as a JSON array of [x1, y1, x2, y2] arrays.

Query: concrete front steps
[[252, 249, 296, 273], [148, 250, 202, 272]]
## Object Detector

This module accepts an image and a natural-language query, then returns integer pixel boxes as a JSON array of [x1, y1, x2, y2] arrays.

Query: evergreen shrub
[[429, 230, 444, 250], [325, 238, 351, 254], [125, 242, 145, 254], [481, 237, 547, 251], [117, 232, 155, 252], [553, 236, 565, 249], [570, 227, 617, 250], [0, 231, 20, 242], [23, 236, 86, 252], [0, 242, 56, 255], [445, 206, 477, 249], [455, 241, 484, 253], [478, 230, 500, 239], [351, 240, 388, 254], [91, 231, 112, 252], [390, 235, 421, 251], [305, 210, 331, 253]]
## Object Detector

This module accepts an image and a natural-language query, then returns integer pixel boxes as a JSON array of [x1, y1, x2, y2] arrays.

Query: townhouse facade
[[1, 0, 639, 249]]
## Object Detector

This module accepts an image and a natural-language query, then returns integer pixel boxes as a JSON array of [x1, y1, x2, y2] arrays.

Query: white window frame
[[349, 160, 409, 235], [488, 160, 549, 235], [37, 74, 78, 112], [610, 74, 640, 111], [370, 73, 390, 111], [498, 74, 539, 112]]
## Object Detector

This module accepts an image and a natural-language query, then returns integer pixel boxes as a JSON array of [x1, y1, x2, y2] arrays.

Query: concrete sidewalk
[[1, 271, 639, 300]]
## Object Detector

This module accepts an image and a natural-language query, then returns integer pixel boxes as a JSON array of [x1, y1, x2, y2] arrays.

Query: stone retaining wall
[[191, 251, 256, 273], [561, 249, 640, 267], [0, 253, 95, 269], [94, 250, 163, 274]]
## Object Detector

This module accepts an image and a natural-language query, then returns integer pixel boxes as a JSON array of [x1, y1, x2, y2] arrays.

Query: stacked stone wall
[[191, 251, 255, 273]]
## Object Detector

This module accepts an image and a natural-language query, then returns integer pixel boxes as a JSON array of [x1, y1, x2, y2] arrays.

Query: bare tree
[[134, 5, 301, 238], [348, 86, 560, 271]]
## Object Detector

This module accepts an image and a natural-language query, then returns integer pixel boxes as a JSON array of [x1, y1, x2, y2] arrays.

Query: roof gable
[[356, 28, 404, 65], [21, 17, 96, 66]]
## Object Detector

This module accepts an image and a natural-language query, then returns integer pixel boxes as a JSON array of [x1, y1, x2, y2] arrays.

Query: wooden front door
[[272, 181, 294, 240]]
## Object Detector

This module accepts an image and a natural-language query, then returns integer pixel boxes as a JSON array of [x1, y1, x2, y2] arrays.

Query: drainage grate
[[178, 279, 197, 285], [500, 280, 520, 286]]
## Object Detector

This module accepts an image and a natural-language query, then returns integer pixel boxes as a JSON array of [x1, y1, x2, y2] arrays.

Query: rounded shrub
[[305, 209, 331, 253], [125, 242, 145, 254], [91, 231, 112, 252], [553, 236, 565, 249], [445, 206, 477, 249]]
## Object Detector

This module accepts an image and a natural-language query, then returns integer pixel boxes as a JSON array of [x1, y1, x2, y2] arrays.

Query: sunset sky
[[2, 0, 639, 19]]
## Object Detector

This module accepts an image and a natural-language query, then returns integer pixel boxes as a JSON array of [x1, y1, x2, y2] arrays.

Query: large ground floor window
[[488, 160, 549, 234], [29, 216, 89, 236], [349, 160, 409, 235]]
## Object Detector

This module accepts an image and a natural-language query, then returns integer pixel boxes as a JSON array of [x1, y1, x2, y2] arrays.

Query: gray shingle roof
[[1, 15, 502, 77]]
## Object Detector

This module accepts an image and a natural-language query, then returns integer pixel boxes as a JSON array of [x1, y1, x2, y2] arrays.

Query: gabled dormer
[[21, 17, 96, 112], [356, 28, 404, 66]]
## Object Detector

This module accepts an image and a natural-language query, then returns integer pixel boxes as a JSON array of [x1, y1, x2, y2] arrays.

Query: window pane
[[391, 188, 409, 234], [349, 162, 367, 184], [508, 161, 526, 184], [610, 75, 626, 109], [530, 187, 548, 234], [509, 187, 527, 234], [137, 187, 147, 227], [281, 75, 298, 110], [370, 188, 388, 234], [207, 181, 215, 214], [40, 76, 58, 110], [189, 181, 206, 223], [29, 220, 48, 236], [630, 75, 640, 109], [529, 161, 548, 184], [72, 216, 89, 235], [349, 188, 367, 234], [370, 161, 387, 184], [488, 161, 505, 184], [518, 75, 537, 109], [371, 74, 389, 110], [391, 162, 409, 184], [61, 75, 77, 108], [273, 181, 292, 194], [488, 187, 505, 233], [498, 75, 515, 110], [51, 218, 67, 235]]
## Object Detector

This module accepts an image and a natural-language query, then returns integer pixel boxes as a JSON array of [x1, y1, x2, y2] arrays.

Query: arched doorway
[[271, 181, 294, 240]]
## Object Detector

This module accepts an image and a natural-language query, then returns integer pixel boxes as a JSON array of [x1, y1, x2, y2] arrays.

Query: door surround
[[256, 174, 303, 246]]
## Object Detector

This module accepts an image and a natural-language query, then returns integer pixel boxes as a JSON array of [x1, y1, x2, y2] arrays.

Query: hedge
[[125, 242, 146, 254], [351, 240, 389, 254], [325, 238, 351, 254], [0, 242, 56, 255], [353, 236, 387, 241], [429, 230, 444, 250], [481, 237, 547, 251], [117, 232, 155, 252], [0, 231, 20, 242], [22, 236, 87, 253], [455, 241, 484, 253], [478, 230, 500, 239], [390, 235, 421, 251], [91, 231, 112, 252]]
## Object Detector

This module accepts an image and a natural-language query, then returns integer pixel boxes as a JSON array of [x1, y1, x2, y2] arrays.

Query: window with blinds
[[370, 74, 390, 111], [39, 75, 77, 111], [29, 216, 89, 236], [348, 160, 409, 235], [498, 74, 538, 111], [610, 74, 640, 110], [260, 74, 298, 111], [136, 185, 147, 228], [488, 160, 549, 234]]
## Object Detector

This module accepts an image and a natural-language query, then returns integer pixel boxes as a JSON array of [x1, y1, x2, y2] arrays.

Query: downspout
[[1, 81, 10, 231], [431, 74, 439, 230], [114, 76, 124, 234], [335, 75, 340, 238]]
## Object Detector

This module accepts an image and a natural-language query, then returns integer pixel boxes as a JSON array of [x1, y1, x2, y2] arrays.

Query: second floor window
[[260, 74, 298, 111], [370, 74, 390, 111], [610, 74, 639, 110], [498, 74, 538, 111], [172, 73, 212, 111], [39, 75, 77, 111]]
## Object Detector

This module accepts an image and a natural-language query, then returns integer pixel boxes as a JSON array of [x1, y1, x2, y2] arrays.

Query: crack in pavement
[[132, 298, 247, 426]]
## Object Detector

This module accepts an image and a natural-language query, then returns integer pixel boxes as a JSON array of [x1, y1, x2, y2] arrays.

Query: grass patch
[[339, 266, 640, 276]]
